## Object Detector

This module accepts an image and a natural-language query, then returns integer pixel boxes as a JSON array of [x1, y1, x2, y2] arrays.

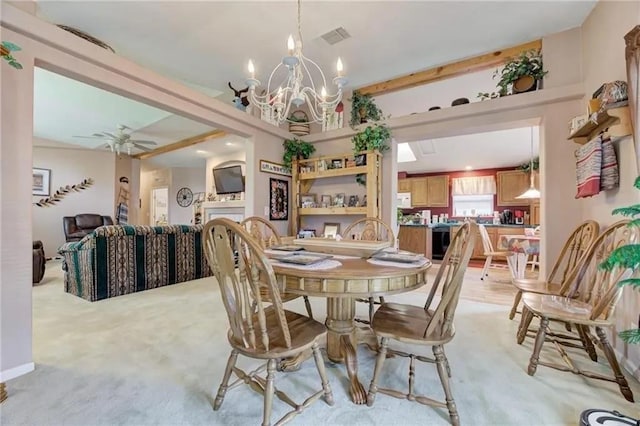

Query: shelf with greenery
[[282, 138, 316, 171], [349, 91, 383, 127], [493, 49, 548, 96]]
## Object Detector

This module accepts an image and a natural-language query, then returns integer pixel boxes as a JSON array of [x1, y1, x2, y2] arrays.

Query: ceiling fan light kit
[[244, 0, 347, 131], [74, 124, 158, 155]]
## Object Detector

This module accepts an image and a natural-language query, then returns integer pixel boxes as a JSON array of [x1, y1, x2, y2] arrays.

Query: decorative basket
[[289, 110, 310, 136]]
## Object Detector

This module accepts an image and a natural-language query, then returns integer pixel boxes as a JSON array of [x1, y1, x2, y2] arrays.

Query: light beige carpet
[[2, 261, 639, 425]]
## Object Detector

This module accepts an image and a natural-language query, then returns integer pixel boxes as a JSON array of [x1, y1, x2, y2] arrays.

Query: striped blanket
[[575, 135, 619, 198]]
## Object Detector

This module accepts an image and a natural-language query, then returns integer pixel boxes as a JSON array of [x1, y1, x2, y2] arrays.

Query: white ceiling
[[399, 126, 540, 173], [32, 1, 590, 169], [33, 67, 219, 158], [142, 135, 247, 170], [35, 1, 596, 99]]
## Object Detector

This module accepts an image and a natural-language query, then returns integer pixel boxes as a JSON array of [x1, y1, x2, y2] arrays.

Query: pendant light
[[515, 127, 540, 199]]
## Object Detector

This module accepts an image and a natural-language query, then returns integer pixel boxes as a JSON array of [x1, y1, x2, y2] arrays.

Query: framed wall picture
[[32, 168, 51, 196], [269, 178, 288, 220]]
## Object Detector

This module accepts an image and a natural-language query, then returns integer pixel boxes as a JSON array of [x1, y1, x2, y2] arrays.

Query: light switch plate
[[264, 206, 269, 216]]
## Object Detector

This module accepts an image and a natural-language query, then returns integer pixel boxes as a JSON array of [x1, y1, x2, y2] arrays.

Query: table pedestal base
[[278, 297, 374, 404], [326, 297, 367, 404]]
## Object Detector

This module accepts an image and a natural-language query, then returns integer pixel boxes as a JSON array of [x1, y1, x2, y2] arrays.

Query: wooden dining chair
[[241, 216, 314, 319], [478, 224, 513, 281], [203, 218, 334, 425], [366, 222, 477, 426], [509, 220, 600, 321], [343, 217, 395, 324], [522, 220, 635, 402]]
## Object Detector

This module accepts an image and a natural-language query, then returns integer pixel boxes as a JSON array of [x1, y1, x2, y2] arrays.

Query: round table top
[[272, 258, 432, 298]]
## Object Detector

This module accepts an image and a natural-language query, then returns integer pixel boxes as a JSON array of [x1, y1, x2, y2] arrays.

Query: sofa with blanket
[[58, 224, 211, 302]]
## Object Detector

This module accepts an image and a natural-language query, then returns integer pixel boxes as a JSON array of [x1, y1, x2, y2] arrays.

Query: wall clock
[[176, 187, 193, 207]]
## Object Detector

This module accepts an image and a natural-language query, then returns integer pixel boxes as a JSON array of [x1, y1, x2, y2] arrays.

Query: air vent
[[320, 27, 351, 45]]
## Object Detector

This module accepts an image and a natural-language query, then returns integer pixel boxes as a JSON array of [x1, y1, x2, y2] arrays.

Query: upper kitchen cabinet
[[398, 178, 411, 193], [408, 176, 450, 207], [426, 175, 449, 207], [410, 178, 429, 206], [496, 170, 530, 206]]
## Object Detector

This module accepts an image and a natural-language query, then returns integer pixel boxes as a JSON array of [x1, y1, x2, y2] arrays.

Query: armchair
[[63, 214, 113, 242]]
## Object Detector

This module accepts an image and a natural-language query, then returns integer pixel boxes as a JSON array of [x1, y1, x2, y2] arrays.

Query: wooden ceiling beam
[[357, 39, 542, 97], [132, 129, 227, 160]]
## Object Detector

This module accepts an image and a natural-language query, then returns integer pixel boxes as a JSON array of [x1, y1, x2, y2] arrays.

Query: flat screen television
[[213, 165, 245, 194]]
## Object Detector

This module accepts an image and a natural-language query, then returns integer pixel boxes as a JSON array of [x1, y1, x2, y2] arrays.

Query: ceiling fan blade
[[132, 143, 152, 152], [129, 139, 157, 145], [101, 132, 118, 138], [119, 124, 132, 131]]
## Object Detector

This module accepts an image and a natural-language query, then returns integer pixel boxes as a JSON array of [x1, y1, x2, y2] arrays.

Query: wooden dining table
[[270, 256, 431, 405]]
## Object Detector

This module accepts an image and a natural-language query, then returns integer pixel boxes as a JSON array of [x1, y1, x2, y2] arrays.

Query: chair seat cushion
[[513, 279, 562, 295], [229, 308, 326, 358], [371, 303, 454, 345], [521, 293, 612, 326]]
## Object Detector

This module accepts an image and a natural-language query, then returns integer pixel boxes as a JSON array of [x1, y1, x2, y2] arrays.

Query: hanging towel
[[116, 202, 128, 225], [575, 136, 602, 198], [600, 136, 619, 191]]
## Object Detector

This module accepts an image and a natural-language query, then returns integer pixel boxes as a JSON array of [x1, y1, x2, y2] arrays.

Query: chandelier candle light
[[245, 0, 348, 131]]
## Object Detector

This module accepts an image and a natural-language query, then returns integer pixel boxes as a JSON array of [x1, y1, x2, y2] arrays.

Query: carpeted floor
[[2, 261, 639, 425]]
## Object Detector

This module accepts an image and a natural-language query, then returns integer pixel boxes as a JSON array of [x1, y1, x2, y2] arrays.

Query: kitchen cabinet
[[426, 175, 449, 207], [407, 175, 450, 208], [530, 201, 540, 225], [497, 170, 530, 206], [398, 179, 411, 193], [398, 225, 432, 259], [410, 178, 429, 206]]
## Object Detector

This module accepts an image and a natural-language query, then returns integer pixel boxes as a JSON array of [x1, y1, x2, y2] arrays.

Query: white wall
[[32, 147, 116, 257], [168, 167, 205, 225], [139, 168, 170, 226], [579, 0, 640, 376], [1, 38, 34, 380]]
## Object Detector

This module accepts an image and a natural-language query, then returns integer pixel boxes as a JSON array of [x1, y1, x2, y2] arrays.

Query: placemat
[[366, 258, 431, 269], [270, 259, 343, 270], [264, 249, 358, 260]]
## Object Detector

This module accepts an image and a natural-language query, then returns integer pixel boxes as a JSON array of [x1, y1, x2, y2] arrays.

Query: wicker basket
[[289, 110, 310, 136]]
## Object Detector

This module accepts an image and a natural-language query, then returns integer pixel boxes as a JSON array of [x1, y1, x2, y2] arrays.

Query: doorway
[[151, 187, 169, 225]]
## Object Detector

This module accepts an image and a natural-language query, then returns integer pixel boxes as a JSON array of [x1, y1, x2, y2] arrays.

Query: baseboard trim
[[0, 362, 35, 382]]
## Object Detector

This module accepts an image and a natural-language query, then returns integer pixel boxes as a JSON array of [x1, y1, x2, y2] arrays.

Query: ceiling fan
[[74, 124, 158, 155]]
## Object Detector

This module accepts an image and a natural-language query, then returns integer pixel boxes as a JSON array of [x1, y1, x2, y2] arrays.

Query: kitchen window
[[452, 194, 494, 217], [451, 176, 496, 217]]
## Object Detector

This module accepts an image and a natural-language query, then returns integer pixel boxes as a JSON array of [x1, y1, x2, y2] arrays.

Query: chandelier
[[244, 0, 348, 129]]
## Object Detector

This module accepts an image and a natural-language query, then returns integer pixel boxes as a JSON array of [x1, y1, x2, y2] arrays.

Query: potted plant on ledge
[[350, 91, 383, 127], [494, 49, 548, 96], [282, 138, 315, 172], [351, 122, 391, 185]]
